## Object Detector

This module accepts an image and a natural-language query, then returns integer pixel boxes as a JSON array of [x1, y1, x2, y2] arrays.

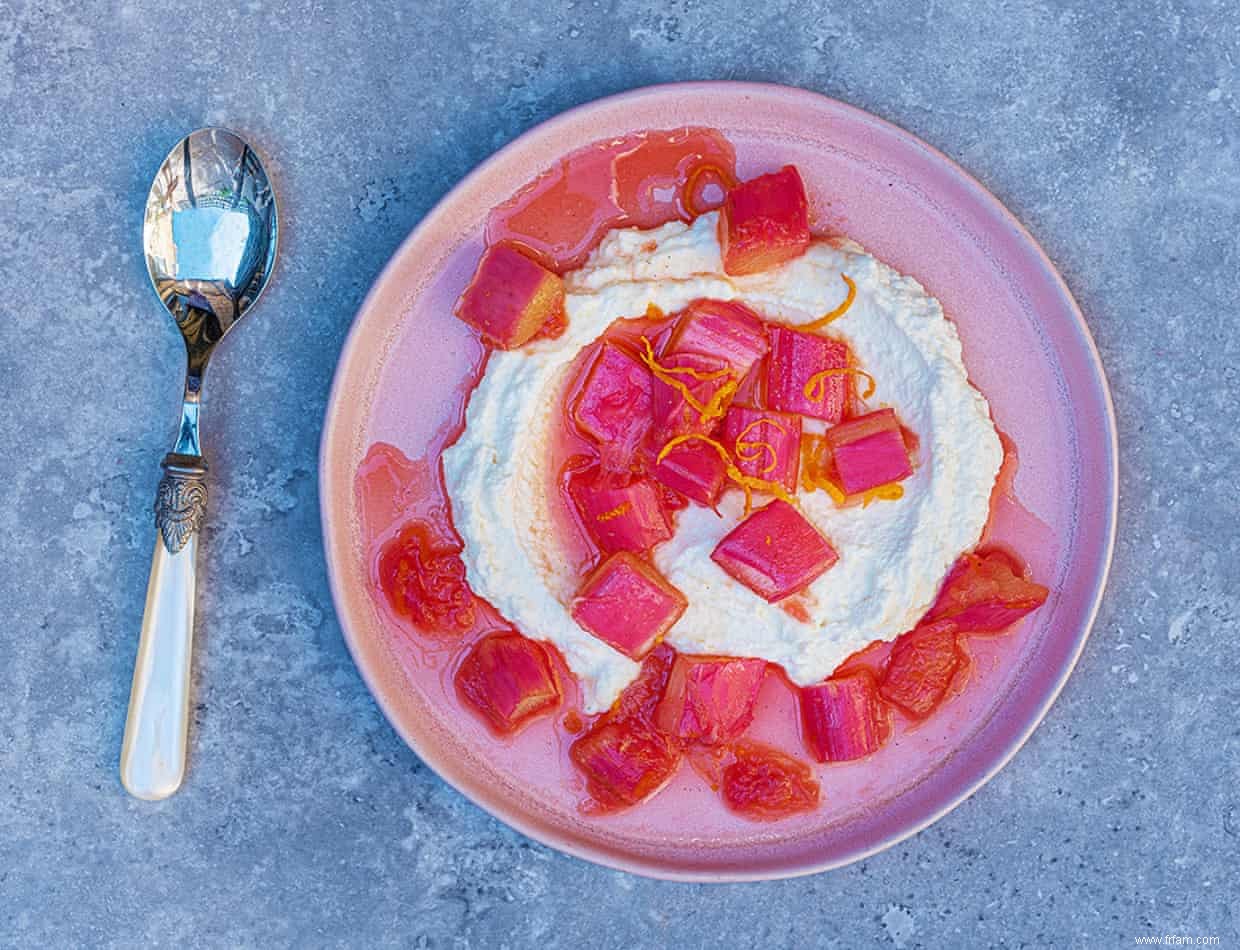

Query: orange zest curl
[[657, 434, 793, 516], [803, 274, 857, 330], [595, 502, 632, 522], [733, 417, 788, 476], [807, 472, 847, 504], [803, 367, 876, 403], [699, 380, 740, 421], [639, 336, 738, 424], [801, 469, 847, 504], [798, 437, 850, 505], [861, 483, 905, 507], [641, 337, 731, 381], [801, 462, 902, 507]]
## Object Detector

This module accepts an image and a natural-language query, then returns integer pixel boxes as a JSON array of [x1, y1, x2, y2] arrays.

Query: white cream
[[442, 213, 1002, 712]]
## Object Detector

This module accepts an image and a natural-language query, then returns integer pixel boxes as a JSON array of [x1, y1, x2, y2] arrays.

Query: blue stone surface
[[1, 1, 1237, 946]]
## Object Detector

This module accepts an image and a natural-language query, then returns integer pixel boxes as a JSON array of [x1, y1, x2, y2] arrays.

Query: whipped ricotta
[[442, 213, 1002, 712]]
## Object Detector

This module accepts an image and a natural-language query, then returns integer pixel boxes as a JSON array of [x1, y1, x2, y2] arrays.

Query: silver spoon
[[121, 128, 278, 800]]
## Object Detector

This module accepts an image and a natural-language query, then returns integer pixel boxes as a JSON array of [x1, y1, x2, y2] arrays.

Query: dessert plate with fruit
[[320, 83, 1116, 880]]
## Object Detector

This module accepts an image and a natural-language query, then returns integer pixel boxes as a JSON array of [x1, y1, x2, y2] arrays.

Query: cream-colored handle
[[120, 532, 198, 800]]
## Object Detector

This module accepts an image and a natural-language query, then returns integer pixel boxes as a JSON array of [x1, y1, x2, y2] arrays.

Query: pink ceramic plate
[[319, 82, 1117, 880]]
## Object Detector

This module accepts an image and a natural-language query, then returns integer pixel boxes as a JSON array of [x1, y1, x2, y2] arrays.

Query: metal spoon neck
[[173, 374, 204, 456]]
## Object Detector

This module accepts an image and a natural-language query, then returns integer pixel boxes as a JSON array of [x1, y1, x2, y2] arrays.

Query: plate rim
[[319, 80, 1118, 881]]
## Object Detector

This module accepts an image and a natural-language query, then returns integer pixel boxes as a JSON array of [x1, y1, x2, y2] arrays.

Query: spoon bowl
[[143, 127, 277, 376], [121, 128, 278, 800]]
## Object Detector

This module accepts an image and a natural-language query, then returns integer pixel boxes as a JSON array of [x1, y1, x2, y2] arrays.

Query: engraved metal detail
[[155, 453, 209, 554]]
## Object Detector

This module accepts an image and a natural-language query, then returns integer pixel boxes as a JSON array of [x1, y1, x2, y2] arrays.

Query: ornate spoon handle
[[120, 453, 208, 800]]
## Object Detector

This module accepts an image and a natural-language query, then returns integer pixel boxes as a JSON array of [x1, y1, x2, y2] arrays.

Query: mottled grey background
[[2, 0, 1237, 947]]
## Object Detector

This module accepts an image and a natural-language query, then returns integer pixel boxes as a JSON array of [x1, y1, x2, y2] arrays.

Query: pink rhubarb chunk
[[571, 343, 654, 459], [765, 325, 852, 423], [569, 474, 673, 555], [825, 408, 914, 495], [719, 166, 812, 276], [721, 742, 820, 819], [454, 241, 564, 349], [652, 437, 728, 507], [711, 500, 838, 602], [571, 552, 687, 659], [454, 632, 561, 735], [664, 299, 770, 378], [653, 654, 767, 744], [733, 356, 766, 406], [722, 405, 801, 493], [879, 620, 964, 718], [799, 671, 886, 762], [924, 550, 1050, 633], [570, 718, 681, 809]]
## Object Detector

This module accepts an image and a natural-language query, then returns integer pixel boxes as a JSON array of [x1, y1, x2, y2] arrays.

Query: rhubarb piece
[[733, 356, 766, 406], [924, 550, 1050, 632], [711, 500, 838, 602], [377, 522, 475, 631], [571, 343, 654, 458], [720, 742, 820, 819], [356, 442, 420, 546], [569, 474, 673, 555], [648, 348, 737, 440], [614, 643, 677, 722], [655, 479, 690, 514], [800, 671, 886, 763], [652, 436, 728, 507], [571, 552, 687, 660], [879, 621, 964, 718], [765, 325, 852, 423], [825, 408, 915, 495], [654, 655, 767, 744], [664, 299, 769, 378], [656, 433, 796, 515], [570, 717, 681, 809], [723, 405, 802, 493], [454, 241, 565, 348], [719, 166, 812, 276], [530, 307, 568, 341], [455, 632, 561, 734]]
